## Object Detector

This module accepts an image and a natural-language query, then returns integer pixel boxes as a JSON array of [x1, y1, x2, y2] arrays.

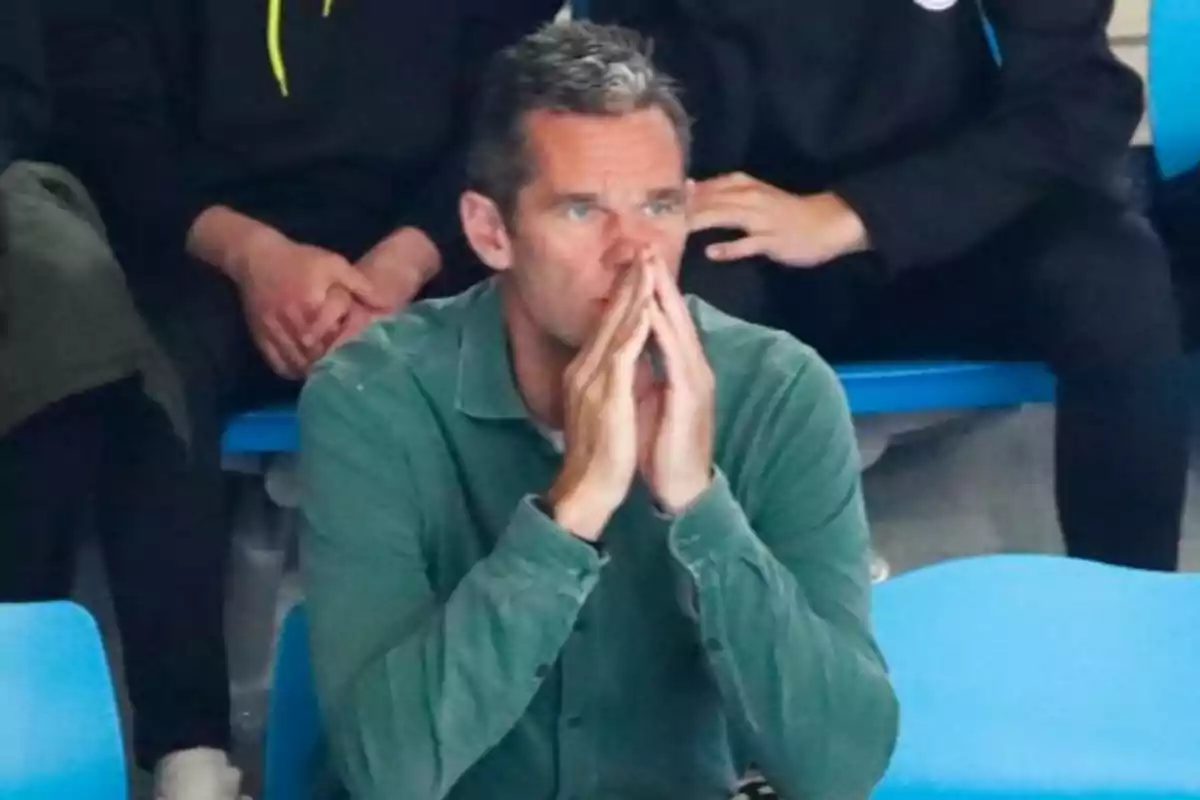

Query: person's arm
[[666, 350, 898, 798], [0, 0, 48, 169], [299, 362, 606, 799], [835, 0, 1142, 270]]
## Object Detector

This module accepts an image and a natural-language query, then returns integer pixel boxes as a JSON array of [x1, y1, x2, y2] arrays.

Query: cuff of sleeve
[[497, 496, 610, 595], [832, 172, 920, 272], [135, 191, 212, 270], [667, 470, 760, 575]]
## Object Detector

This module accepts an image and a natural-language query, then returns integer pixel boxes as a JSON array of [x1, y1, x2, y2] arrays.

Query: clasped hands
[[235, 226, 438, 378], [549, 250, 715, 542]]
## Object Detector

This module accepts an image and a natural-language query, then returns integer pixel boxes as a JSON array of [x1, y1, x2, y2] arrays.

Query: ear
[[460, 191, 515, 272]]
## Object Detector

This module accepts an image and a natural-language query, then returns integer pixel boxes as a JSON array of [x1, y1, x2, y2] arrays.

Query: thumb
[[334, 263, 390, 310]]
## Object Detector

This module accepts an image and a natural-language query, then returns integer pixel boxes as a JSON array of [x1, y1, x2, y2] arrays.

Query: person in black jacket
[[42, 0, 561, 796], [590, 0, 1187, 571]]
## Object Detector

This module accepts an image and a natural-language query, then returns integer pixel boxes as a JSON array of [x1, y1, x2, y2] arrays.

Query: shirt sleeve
[[835, 0, 1142, 270], [666, 353, 899, 798], [298, 363, 605, 800]]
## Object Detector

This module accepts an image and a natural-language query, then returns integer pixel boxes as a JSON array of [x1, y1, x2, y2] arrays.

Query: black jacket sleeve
[[835, 0, 1143, 269], [0, 0, 49, 171], [45, 0, 217, 271]]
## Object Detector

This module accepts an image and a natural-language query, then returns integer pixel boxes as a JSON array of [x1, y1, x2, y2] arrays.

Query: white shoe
[[153, 748, 249, 800], [870, 550, 892, 584]]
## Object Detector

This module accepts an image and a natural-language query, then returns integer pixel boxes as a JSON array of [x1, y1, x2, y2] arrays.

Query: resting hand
[[691, 173, 869, 268]]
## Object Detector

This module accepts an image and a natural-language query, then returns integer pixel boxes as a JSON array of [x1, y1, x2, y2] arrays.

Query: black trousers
[[0, 373, 258, 769], [684, 191, 1188, 571], [122, 264, 299, 769]]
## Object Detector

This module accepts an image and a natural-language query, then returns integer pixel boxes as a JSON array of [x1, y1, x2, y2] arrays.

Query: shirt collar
[[454, 278, 531, 421]]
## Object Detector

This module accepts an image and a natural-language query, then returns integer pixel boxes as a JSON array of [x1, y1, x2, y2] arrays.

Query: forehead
[[522, 107, 685, 192]]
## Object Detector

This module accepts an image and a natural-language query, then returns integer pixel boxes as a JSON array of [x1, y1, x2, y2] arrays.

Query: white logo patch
[[914, 0, 958, 10]]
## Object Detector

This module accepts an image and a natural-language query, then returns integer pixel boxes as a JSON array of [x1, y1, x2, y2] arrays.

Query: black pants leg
[[683, 192, 1187, 572], [872, 196, 1188, 570], [1001, 196, 1187, 570], [0, 383, 117, 600], [101, 264, 296, 769]]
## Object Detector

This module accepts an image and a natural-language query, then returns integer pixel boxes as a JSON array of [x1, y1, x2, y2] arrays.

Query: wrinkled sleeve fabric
[[836, 0, 1143, 269], [299, 362, 605, 800], [667, 352, 899, 798]]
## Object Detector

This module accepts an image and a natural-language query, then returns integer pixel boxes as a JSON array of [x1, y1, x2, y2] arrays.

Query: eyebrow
[[647, 187, 686, 204], [551, 192, 601, 207], [549, 187, 685, 207]]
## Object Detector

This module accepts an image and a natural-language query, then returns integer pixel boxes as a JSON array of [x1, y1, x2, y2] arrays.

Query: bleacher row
[[219, 0, 1200, 456], [4, 0, 1200, 799]]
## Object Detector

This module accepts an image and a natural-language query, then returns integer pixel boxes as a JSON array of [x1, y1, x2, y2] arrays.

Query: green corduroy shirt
[[298, 278, 898, 800]]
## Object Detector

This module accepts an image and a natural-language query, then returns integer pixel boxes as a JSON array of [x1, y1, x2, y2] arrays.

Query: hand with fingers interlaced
[[234, 235, 389, 378]]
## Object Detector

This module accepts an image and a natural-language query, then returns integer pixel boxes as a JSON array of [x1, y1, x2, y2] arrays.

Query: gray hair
[[466, 21, 691, 224]]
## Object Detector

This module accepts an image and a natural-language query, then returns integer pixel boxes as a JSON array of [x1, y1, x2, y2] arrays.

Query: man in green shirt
[[299, 21, 898, 800]]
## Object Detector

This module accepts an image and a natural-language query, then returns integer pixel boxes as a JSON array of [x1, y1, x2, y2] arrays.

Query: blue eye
[[564, 202, 592, 221], [645, 198, 681, 217]]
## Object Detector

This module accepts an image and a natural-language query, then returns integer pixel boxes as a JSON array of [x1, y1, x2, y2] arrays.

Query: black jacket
[[0, 0, 48, 174], [44, 0, 561, 276], [590, 0, 1144, 270]]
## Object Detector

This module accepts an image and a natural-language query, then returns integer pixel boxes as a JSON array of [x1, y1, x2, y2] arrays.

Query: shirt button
[[705, 638, 724, 653], [566, 716, 584, 729], [535, 664, 551, 678]]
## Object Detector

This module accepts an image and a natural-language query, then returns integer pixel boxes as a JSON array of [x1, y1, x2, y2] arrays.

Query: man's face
[[503, 107, 689, 350]]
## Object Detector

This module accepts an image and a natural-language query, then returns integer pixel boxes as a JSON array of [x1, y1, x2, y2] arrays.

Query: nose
[[604, 210, 657, 271]]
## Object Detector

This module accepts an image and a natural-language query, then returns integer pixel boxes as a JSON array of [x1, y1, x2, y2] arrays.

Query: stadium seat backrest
[[264, 604, 322, 800], [1150, 0, 1200, 178], [872, 555, 1200, 796], [0, 601, 127, 800]]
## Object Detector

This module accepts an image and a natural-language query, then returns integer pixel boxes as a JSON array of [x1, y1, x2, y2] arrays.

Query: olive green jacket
[[0, 160, 181, 435]]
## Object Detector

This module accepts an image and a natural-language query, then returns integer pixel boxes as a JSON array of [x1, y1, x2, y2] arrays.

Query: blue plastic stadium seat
[[223, 406, 301, 454], [0, 602, 127, 800], [838, 361, 1053, 416], [263, 605, 320, 800], [873, 555, 1200, 798], [1150, 0, 1200, 179]]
